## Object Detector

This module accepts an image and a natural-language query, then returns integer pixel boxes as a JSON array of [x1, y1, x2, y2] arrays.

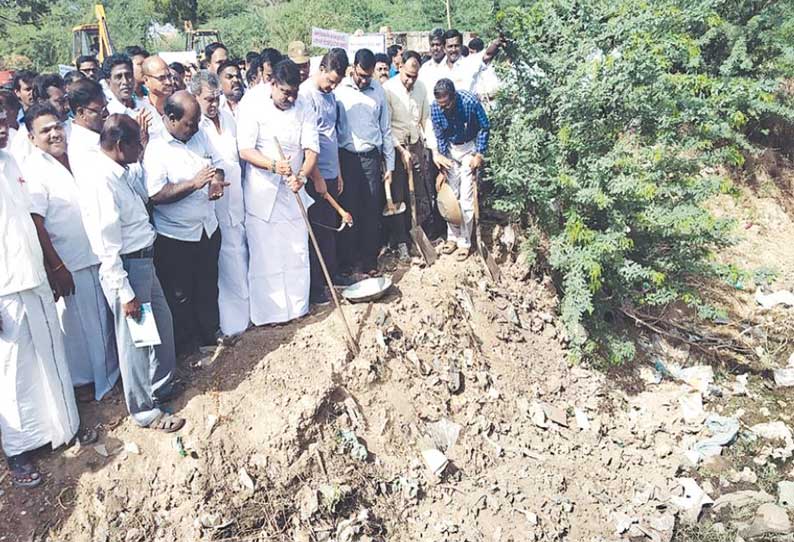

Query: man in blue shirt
[[335, 48, 395, 277], [299, 48, 350, 304], [430, 78, 490, 260]]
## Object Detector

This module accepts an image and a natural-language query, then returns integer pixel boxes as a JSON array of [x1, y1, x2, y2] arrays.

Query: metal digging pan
[[341, 277, 393, 303]]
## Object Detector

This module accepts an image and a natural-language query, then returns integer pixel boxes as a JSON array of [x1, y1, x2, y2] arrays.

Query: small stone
[[740, 503, 791, 538]]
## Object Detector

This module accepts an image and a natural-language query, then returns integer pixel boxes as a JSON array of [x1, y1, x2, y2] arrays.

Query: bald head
[[164, 90, 201, 142], [142, 55, 174, 99], [100, 113, 143, 164]]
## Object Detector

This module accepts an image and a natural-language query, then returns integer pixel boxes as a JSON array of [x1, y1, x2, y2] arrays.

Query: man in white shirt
[[140, 55, 176, 137], [0, 105, 80, 488], [104, 54, 153, 131], [299, 48, 350, 305], [420, 29, 505, 96], [216, 60, 245, 120], [383, 50, 431, 261], [191, 70, 249, 337], [334, 48, 395, 277], [143, 91, 227, 356], [67, 78, 110, 163], [238, 60, 319, 325], [78, 114, 184, 433], [237, 48, 282, 119], [21, 102, 120, 402], [10, 73, 73, 165]]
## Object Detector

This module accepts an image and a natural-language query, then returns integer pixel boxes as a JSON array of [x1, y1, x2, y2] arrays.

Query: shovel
[[382, 176, 406, 217], [407, 166, 437, 266], [472, 170, 500, 283], [273, 138, 359, 355]]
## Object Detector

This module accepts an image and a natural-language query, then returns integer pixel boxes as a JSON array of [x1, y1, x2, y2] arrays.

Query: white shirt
[[78, 149, 156, 304], [419, 55, 484, 95], [200, 110, 244, 227], [0, 150, 47, 296], [236, 82, 270, 120], [383, 77, 429, 146], [143, 128, 219, 242], [334, 77, 395, 171], [237, 91, 319, 222], [21, 148, 99, 273], [8, 124, 33, 165], [107, 94, 143, 117], [67, 123, 100, 163]]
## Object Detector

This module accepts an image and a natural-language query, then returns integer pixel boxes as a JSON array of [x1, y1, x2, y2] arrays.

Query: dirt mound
[[6, 250, 786, 542]]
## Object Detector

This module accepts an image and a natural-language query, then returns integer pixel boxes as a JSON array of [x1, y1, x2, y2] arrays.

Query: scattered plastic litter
[[755, 290, 794, 309], [686, 415, 740, 464], [671, 478, 713, 523], [425, 418, 462, 452]]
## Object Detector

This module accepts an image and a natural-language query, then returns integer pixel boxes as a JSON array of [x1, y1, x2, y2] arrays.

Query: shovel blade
[[410, 226, 437, 266]]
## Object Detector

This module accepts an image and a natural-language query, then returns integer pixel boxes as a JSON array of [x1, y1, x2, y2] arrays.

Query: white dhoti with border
[[218, 222, 250, 335], [57, 265, 119, 400], [446, 140, 477, 249], [0, 283, 79, 456], [246, 198, 311, 326]]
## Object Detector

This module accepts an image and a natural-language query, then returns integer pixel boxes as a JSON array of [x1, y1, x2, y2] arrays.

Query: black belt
[[343, 147, 380, 157], [121, 245, 154, 259]]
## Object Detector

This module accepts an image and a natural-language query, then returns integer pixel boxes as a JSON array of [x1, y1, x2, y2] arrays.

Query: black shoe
[[331, 274, 357, 286], [310, 289, 331, 306]]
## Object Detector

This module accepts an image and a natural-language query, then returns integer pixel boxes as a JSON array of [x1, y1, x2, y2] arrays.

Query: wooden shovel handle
[[324, 192, 352, 222]]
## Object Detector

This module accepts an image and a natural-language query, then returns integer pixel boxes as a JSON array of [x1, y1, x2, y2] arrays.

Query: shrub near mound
[[487, 0, 794, 364]]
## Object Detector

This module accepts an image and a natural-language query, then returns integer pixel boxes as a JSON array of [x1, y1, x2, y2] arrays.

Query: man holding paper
[[79, 113, 185, 433]]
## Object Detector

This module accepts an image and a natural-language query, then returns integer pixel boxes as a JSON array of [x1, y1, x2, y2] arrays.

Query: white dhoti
[[246, 204, 310, 326], [0, 283, 80, 457], [446, 141, 477, 249], [57, 265, 119, 400], [218, 222, 250, 335]]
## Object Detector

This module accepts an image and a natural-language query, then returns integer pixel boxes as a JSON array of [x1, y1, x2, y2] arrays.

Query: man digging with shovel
[[430, 78, 490, 262], [384, 50, 436, 265]]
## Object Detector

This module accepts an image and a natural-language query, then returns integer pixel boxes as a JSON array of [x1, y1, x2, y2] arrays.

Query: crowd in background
[[0, 27, 499, 488]]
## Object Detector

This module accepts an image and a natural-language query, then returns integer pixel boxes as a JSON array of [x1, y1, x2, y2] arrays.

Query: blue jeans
[[108, 255, 176, 427]]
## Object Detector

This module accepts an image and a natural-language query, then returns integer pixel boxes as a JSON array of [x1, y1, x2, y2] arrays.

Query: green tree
[[487, 0, 794, 364]]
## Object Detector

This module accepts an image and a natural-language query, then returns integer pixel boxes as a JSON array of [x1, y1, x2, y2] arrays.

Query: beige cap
[[288, 41, 310, 64], [437, 183, 463, 226]]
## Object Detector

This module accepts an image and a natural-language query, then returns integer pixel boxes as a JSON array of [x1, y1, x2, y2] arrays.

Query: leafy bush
[[488, 0, 794, 364]]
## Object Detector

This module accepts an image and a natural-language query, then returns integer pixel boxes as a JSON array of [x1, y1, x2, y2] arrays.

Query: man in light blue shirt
[[299, 48, 350, 303], [334, 48, 395, 276]]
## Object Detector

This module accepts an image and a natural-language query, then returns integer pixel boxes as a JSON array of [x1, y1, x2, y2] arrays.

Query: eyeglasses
[[148, 73, 174, 83], [83, 105, 109, 116]]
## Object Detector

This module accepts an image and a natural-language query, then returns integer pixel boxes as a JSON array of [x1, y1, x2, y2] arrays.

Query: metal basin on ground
[[341, 277, 393, 303]]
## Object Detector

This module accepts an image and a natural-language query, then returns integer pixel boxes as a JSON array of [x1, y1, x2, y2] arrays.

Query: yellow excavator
[[184, 21, 221, 62], [71, 4, 114, 63]]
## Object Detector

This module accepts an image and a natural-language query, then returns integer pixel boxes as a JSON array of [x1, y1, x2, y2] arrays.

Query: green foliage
[[488, 0, 794, 364]]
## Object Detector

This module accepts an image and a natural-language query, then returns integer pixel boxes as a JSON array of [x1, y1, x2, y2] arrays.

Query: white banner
[[311, 27, 349, 50], [348, 34, 386, 56]]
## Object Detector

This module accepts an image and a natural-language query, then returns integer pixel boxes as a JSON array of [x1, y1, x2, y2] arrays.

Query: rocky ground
[[2, 157, 794, 542]]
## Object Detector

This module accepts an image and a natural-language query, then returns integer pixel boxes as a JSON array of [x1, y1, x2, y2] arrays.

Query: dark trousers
[[154, 229, 221, 356], [307, 178, 339, 295], [338, 148, 384, 273], [424, 148, 446, 240], [385, 149, 411, 247]]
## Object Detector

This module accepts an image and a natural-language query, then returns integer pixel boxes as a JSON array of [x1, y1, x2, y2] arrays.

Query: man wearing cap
[[430, 78, 490, 261], [288, 41, 312, 84]]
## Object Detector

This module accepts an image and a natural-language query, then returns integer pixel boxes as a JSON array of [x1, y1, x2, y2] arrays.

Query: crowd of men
[[0, 27, 498, 488]]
